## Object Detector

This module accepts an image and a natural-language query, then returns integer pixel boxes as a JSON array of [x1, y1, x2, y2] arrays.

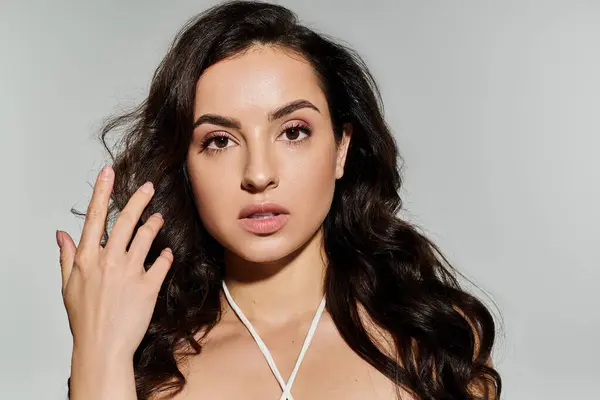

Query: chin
[[232, 234, 303, 264]]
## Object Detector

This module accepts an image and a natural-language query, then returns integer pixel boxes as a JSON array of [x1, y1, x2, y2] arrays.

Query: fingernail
[[100, 166, 113, 181], [55, 230, 63, 247], [140, 182, 154, 193]]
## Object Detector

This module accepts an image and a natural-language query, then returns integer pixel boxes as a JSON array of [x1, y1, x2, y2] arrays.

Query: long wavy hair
[[69, 1, 501, 399]]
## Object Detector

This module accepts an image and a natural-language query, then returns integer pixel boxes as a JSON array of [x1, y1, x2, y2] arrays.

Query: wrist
[[70, 346, 137, 400], [72, 342, 134, 364]]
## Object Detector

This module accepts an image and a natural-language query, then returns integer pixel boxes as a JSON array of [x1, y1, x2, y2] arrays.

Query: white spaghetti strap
[[221, 282, 289, 392], [279, 296, 326, 400], [222, 281, 326, 400]]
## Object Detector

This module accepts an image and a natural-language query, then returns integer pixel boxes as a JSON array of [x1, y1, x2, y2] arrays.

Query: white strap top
[[222, 281, 326, 400]]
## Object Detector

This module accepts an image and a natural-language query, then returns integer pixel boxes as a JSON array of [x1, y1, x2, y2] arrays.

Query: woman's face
[[187, 45, 351, 264]]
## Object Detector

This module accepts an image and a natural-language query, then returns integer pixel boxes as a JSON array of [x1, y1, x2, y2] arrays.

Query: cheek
[[290, 152, 336, 190], [281, 141, 338, 207], [188, 163, 239, 229]]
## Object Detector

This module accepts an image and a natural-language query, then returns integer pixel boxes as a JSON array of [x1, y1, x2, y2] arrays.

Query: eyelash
[[199, 122, 313, 155]]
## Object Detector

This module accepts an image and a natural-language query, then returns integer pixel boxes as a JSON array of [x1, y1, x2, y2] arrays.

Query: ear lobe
[[335, 123, 353, 179]]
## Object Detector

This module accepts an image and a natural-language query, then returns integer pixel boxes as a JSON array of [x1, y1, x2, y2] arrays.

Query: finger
[[104, 181, 155, 254], [56, 230, 76, 293], [127, 213, 164, 264], [144, 248, 174, 292], [79, 166, 114, 251]]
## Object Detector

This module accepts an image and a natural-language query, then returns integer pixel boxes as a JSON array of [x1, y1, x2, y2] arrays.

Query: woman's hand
[[56, 165, 174, 360]]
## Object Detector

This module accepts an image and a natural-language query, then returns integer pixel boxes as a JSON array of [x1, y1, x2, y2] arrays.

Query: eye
[[207, 136, 231, 149], [278, 122, 312, 143], [201, 133, 236, 153]]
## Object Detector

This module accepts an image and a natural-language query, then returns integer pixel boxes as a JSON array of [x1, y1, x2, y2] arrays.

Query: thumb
[[56, 230, 76, 294]]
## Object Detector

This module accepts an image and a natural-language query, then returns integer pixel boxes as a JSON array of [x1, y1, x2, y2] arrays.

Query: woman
[[56, 1, 501, 399]]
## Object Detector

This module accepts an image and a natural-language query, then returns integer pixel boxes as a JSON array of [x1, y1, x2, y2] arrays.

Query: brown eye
[[212, 136, 229, 148], [285, 127, 301, 141], [203, 134, 234, 151], [280, 124, 311, 143]]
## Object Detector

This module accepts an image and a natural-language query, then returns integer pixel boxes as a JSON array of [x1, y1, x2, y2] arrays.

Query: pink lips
[[238, 202, 290, 234]]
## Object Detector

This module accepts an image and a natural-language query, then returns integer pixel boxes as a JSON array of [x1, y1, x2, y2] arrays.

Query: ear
[[335, 123, 353, 179]]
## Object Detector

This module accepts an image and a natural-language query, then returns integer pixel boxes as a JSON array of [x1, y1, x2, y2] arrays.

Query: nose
[[241, 141, 279, 193]]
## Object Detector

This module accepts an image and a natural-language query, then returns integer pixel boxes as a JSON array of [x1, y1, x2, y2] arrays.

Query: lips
[[238, 202, 291, 235], [238, 202, 290, 219]]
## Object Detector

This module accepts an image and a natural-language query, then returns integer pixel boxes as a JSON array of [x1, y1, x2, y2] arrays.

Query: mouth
[[238, 202, 290, 219], [245, 212, 281, 219], [238, 202, 290, 234]]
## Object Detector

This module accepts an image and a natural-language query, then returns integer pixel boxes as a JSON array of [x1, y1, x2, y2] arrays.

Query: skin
[[170, 45, 406, 399]]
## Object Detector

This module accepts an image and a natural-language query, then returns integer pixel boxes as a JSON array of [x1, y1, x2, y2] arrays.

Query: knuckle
[[142, 215, 163, 232], [100, 255, 120, 270], [93, 182, 109, 196], [85, 207, 104, 221], [137, 224, 156, 237], [117, 210, 136, 226], [73, 251, 90, 267]]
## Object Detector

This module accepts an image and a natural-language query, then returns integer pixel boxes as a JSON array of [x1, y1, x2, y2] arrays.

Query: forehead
[[193, 46, 327, 117]]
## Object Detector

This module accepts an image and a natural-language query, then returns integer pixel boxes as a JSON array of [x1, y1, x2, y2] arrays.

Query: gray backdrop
[[1, 0, 598, 399]]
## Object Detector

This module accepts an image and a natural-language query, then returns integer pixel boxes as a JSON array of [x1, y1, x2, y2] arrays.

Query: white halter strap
[[222, 281, 326, 400]]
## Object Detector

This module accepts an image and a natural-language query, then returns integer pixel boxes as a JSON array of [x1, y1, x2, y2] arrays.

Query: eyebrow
[[193, 99, 320, 129]]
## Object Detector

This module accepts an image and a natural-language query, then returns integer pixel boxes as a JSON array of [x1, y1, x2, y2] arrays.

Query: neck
[[221, 228, 327, 325]]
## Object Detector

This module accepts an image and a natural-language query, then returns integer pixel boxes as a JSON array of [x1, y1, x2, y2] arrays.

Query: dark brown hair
[[70, 1, 502, 399]]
